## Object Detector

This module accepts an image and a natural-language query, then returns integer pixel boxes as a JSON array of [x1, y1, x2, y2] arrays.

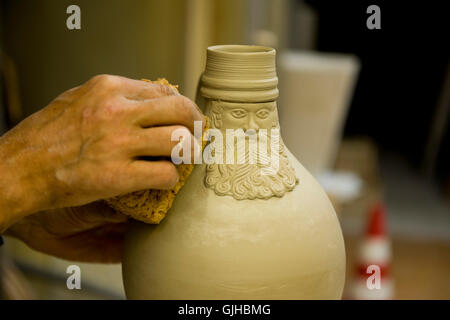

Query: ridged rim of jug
[[200, 45, 279, 102]]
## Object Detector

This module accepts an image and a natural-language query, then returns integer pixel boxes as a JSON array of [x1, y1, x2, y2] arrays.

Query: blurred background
[[0, 0, 449, 299]]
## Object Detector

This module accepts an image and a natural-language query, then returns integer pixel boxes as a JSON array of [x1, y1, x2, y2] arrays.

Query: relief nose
[[246, 114, 259, 132]]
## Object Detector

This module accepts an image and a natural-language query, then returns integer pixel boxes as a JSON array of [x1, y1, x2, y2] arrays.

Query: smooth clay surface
[[122, 45, 346, 299]]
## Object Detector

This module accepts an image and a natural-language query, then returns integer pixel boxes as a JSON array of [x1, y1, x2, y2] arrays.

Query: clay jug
[[122, 45, 346, 299]]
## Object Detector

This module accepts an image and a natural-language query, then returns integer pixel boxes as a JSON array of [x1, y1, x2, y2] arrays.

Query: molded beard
[[204, 135, 298, 200]]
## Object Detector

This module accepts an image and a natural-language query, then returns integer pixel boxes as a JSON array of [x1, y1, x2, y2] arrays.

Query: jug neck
[[200, 45, 279, 103]]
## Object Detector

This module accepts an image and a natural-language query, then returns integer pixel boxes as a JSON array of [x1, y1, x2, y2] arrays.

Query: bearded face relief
[[205, 100, 299, 200], [213, 101, 279, 131]]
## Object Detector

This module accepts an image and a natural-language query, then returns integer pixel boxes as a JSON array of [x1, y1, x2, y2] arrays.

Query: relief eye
[[230, 109, 247, 118], [256, 109, 270, 119]]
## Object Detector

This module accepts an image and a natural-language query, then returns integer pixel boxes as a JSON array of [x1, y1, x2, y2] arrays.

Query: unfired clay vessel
[[122, 45, 345, 299]]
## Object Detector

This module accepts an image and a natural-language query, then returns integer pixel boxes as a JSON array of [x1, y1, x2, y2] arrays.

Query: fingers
[[121, 78, 179, 100], [87, 74, 177, 100], [66, 202, 129, 226], [9, 211, 127, 263], [40, 223, 126, 263], [121, 160, 180, 191], [129, 125, 199, 161], [84, 75, 204, 135], [132, 95, 205, 132]]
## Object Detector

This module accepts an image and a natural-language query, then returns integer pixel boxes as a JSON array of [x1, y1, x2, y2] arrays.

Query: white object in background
[[278, 51, 360, 176], [317, 170, 363, 203]]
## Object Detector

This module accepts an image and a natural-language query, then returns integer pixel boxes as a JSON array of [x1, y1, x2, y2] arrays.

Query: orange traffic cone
[[349, 203, 394, 299]]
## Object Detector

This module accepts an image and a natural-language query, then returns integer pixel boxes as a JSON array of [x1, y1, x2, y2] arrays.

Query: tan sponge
[[105, 78, 208, 224]]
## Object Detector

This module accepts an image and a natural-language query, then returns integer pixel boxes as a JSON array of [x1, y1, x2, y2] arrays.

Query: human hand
[[5, 201, 128, 263], [0, 75, 204, 232]]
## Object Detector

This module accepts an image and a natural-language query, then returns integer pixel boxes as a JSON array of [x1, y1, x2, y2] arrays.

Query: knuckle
[[92, 74, 121, 90], [159, 163, 179, 188], [176, 96, 196, 124], [154, 83, 175, 96], [89, 74, 109, 84]]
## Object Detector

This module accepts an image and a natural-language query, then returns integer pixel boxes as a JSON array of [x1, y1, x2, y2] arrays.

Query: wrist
[[0, 143, 47, 232], [0, 167, 31, 233]]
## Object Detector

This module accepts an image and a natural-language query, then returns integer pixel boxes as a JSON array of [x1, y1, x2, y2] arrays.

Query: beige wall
[[3, 0, 187, 115]]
